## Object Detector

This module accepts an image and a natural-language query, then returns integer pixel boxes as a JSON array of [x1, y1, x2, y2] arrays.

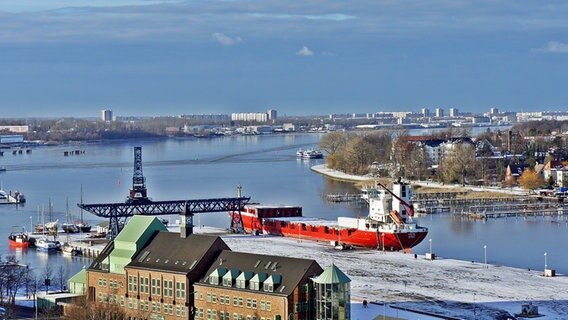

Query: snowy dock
[[326, 193, 365, 203]]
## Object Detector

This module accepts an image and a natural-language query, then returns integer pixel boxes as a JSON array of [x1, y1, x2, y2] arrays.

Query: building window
[[238, 297, 243, 306], [223, 278, 232, 287], [164, 280, 173, 297], [140, 277, 149, 293], [252, 299, 257, 309], [209, 276, 219, 285], [266, 302, 271, 311], [176, 282, 186, 299], [128, 275, 138, 292], [207, 293, 212, 302], [246, 299, 251, 308], [212, 294, 217, 303], [237, 280, 246, 289], [250, 281, 259, 291], [233, 297, 238, 306], [260, 301, 265, 311], [263, 283, 273, 292], [151, 278, 161, 296]]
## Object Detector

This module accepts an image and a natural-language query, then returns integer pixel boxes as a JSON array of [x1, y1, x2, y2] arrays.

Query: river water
[[0, 132, 565, 282]]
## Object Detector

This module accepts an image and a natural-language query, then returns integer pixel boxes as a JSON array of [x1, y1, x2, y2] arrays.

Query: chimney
[[180, 203, 194, 238]]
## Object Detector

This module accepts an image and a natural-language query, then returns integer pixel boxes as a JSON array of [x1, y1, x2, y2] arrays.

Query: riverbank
[[311, 164, 530, 196]]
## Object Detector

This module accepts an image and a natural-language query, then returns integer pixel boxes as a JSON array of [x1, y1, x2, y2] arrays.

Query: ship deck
[[263, 216, 340, 227]]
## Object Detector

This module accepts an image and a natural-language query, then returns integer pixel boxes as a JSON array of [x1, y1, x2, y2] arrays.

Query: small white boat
[[61, 243, 82, 256], [296, 149, 324, 159], [35, 238, 60, 252]]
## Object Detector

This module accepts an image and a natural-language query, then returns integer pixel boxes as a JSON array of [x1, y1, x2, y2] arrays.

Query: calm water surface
[[0, 133, 565, 281]]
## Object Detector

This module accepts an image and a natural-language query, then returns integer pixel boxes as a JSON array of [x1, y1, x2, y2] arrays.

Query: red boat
[[8, 227, 34, 248], [230, 180, 428, 251]]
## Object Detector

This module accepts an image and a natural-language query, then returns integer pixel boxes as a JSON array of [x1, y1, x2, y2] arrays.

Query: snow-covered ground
[[220, 232, 568, 320], [62, 224, 568, 319]]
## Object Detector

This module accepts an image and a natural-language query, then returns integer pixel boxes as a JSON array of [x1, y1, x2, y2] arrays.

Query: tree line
[[319, 123, 568, 190]]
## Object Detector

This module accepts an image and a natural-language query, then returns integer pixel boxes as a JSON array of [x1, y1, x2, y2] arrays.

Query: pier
[[459, 202, 568, 219], [326, 193, 366, 203]]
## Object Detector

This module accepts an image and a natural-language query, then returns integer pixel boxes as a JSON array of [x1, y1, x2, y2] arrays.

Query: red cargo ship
[[230, 181, 428, 251]]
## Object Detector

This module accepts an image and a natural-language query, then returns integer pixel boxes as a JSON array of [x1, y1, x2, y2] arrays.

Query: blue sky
[[0, 0, 567, 117]]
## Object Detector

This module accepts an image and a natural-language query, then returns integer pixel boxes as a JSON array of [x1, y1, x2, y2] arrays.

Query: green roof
[[68, 269, 86, 284], [313, 264, 351, 284], [114, 216, 167, 243], [107, 216, 168, 274]]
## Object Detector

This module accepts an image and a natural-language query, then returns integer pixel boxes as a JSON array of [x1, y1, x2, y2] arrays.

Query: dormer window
[[208, 267, 228, 285], [222, 278, 232, 287], [249, 272, 267, 291], [263, 274, 281, 292]]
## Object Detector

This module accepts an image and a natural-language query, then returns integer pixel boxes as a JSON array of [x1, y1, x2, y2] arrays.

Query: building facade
[[84, 216, 229, 320], [101, 109, 113, 122], [194, 251, 323, 320]]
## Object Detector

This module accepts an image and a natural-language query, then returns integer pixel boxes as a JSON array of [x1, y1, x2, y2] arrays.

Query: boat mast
[[80, 184, 84, 232]]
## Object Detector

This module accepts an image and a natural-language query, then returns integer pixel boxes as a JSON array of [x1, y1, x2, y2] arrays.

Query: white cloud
[[296, 46, 314, 56], [538, 41, 568, 53], [212, 32, 242, 46]]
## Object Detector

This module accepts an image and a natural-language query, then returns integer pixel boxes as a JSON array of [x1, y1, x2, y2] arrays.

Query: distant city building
[[179, 114, 230, 121], [490, 107, 499, 115], [517, 111, 568, 122], [0, 125, 29, 133], [101, 109, 113, 122], [267, 109, 277, 121], [421, 108, 430, 117], [449, 108, 459, 117], [435, 108, 444, 118], [232, 109, 276, 123], [392, 112, 411, 119], [0, 134, 24, 144], [472, 116, 491, 124]]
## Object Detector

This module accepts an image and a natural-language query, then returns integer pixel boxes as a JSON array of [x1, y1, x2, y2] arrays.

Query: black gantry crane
[[78, 146, 250, 237], [128, 146, 148, 203]]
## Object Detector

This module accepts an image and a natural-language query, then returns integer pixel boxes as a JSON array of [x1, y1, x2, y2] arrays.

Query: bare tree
[[319, 131, 352, 155], [42, 263, 53, 294], [56, 265, 68, 292], [0, 256, 31, 305], [438, 143, 476, 185]]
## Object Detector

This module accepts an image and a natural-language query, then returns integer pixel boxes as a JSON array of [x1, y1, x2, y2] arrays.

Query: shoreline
[[311, 163, 531, 195]]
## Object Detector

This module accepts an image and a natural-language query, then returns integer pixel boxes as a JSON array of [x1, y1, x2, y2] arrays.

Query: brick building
[[193, 251, 323, 320], [75, 215, 350, 320], [85, 216, 228, 320]]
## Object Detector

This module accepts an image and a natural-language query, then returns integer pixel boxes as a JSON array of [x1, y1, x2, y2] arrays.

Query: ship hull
[[8, 238, 31, 248], [236, 212, 427, 251]]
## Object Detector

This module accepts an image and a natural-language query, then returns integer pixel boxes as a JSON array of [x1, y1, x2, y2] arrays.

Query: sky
[[1, 0, 568, 117]]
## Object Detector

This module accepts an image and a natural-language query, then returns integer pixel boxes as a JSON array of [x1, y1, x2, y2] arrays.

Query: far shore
[[311, 164, 530, 196]]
